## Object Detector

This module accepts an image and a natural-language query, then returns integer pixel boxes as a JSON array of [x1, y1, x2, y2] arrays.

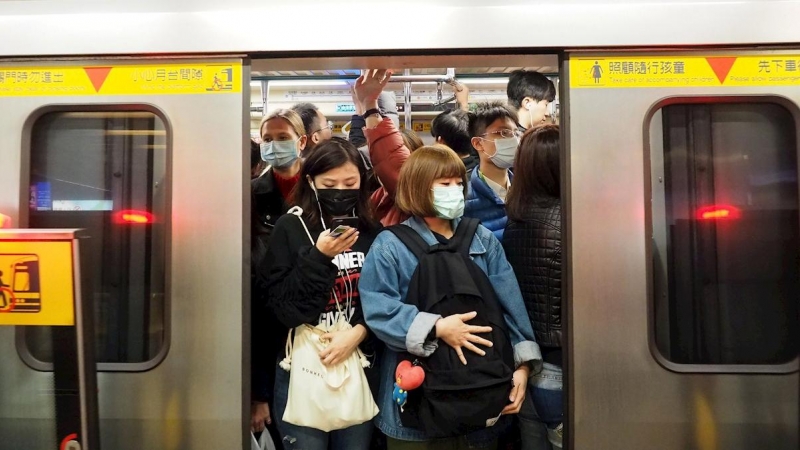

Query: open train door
[[0, 57, 251, 450], [563, 50, 799, 450]]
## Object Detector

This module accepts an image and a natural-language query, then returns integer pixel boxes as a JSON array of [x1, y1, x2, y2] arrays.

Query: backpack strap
[[451, 218, 480, 255], [386, 224, 430, 260]]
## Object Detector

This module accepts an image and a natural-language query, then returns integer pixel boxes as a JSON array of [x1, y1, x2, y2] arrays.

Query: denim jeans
[[273, 365, 374, 450], [518, 395, 551, 450], [526, 363, 563, 449]]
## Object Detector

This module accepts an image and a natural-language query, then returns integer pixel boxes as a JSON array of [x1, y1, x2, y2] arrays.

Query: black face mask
[[316, 189, 359, 217]]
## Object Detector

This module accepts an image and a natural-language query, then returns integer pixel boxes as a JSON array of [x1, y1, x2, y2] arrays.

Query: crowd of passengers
[[250, 69, 562, 450]]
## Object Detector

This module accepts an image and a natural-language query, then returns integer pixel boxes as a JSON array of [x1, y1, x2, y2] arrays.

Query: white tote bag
[[279, 208, 379, 432]]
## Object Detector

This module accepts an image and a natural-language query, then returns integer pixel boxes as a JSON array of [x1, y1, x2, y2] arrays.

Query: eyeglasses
[[313, 121, 334, 134], [480, 129, 522, 139]]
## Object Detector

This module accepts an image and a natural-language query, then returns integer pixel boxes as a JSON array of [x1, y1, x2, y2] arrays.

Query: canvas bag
[[279, 207, 379, 432]]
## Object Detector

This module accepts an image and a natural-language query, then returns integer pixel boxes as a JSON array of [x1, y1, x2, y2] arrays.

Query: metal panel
[[1, 1, 800, 56], [0, 58, 249, 450], [565, 50, 799, 450]]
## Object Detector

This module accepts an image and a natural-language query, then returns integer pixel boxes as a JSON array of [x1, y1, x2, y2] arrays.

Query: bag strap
[[386, 224, 431, 260], [289, 206, 347, 316], [288, 206, 316, 245], [451, 217, 480, 255]]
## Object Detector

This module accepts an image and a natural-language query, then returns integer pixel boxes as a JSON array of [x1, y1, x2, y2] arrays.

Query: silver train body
[[0, 1, 797, 449]]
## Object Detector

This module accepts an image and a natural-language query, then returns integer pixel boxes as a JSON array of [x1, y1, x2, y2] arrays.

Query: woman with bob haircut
[[259, 137, 382, 450], [359, 145, 541, 450]]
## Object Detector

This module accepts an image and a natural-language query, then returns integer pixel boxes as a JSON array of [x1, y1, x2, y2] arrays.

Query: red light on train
[[115, 210, 155, 224], [697, 205, 741, 220], [0, 213, 11, 228]]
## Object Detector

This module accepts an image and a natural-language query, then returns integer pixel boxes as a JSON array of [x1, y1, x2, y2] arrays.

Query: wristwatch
[[362, 108, 382, 119]]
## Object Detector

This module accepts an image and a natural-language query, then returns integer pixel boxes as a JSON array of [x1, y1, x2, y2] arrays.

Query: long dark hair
[[293, 137, 378, 231], [506, 124, 560, 221]]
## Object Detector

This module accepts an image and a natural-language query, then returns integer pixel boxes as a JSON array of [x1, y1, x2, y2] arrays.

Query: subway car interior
[[0, 3, 799, 446]]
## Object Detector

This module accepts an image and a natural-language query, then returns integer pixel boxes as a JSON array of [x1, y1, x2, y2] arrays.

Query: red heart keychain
[[395, 360, 425, 391]]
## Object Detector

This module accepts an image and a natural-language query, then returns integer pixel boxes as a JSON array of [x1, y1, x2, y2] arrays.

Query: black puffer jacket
[[502, 196, 562, 348]]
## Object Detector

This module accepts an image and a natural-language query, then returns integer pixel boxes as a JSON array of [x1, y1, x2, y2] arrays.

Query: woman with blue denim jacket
[[360, 146, 542, 450]]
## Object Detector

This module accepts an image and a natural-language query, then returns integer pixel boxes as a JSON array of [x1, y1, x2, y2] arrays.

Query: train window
[[650, 101, 799, 370], [19, 110, 169, 371]]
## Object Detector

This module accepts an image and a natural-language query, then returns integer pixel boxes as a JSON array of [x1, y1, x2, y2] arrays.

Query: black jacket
[[252, 168, 290, 235], [250, 169, 290, 403], [503, 196, 562, 349], [260, 213, 379, 357]]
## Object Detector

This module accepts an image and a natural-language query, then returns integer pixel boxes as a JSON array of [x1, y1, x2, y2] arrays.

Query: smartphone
[[329, 217, 360, 238]]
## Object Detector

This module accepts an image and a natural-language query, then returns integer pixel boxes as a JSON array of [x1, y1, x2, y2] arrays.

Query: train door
[[0, 58, 251, 450], [564, 51, 799, 449]]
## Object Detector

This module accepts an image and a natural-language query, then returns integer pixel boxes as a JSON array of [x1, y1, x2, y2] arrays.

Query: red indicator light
[[0, 214, 11, 228], [116, 210, 154, 224], [697, 205, 741, 220]]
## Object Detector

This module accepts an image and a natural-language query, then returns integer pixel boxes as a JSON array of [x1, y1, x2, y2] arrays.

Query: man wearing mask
[[507, 70, 556, 132], [465, 101, 520, 241], [291, 102, 333, 153]]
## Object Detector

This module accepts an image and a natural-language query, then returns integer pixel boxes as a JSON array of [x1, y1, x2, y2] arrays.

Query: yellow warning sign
[[412, 121, 432, 133], [571, 55, 800, 88], [0, 62, 242, 97], [0, 241, 75, 326]]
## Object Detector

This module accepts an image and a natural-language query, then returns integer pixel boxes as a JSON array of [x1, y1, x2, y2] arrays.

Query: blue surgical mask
[[432, 185, 465, 220], [260, 139, 299, 168], [489, 137, 519, 170]]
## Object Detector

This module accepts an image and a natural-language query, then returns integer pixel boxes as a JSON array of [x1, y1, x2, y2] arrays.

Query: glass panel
[[652, 102, 799, 366], [22, 111, 168, 366]]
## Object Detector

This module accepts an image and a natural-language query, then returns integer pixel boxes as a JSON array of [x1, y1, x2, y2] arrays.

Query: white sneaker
[[548, 423, 563, 449]]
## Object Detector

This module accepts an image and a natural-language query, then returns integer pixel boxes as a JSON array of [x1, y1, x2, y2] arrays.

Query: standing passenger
[[506, 70, 556, 133], [292, 102, 333, 153], [431, 109, 478, 173], [261, 137, 382, 450], [465, 102, 521, 240], [352, 69, 412, 227], [251, 110, 308, 441], [503, 125, 563, 450], [400, 128, 424, 153], [360, 146, 541, 450]]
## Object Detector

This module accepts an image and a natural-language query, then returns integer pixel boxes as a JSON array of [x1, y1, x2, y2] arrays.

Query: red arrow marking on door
[[84, 67, 112, 93], [706, 57, 737, 84]]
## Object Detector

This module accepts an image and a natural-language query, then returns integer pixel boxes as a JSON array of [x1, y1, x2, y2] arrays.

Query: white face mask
[[488, 137, 519, 170], [260, 139, 299, 168], [432, 185, 465, 220]]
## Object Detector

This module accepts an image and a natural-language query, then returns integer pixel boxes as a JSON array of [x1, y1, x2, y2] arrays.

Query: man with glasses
[[291, 102, 333, 153], [465, 101, 522, 240]]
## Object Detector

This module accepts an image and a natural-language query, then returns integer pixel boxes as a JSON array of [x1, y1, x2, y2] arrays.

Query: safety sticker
[[571, 56, 800, 88], [0, 241, 74, 326], [0, 62, 242, 97]]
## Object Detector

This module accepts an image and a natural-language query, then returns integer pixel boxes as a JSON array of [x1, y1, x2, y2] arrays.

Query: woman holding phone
[[259, 137, 382, 450]]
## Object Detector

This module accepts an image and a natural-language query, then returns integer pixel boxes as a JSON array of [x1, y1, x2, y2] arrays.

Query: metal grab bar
[[372, 68, 456, 84]]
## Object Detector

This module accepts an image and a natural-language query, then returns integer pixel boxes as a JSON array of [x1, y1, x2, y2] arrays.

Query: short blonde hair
[[395, 145, 468, 217], [260, 109, 306, 139]]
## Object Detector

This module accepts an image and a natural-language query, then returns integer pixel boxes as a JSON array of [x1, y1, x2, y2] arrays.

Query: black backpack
[[387, 218, 515, 438]]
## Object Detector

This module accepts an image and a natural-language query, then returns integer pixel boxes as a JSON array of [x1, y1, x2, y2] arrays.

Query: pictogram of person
[[591, 61, 603, 84]]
